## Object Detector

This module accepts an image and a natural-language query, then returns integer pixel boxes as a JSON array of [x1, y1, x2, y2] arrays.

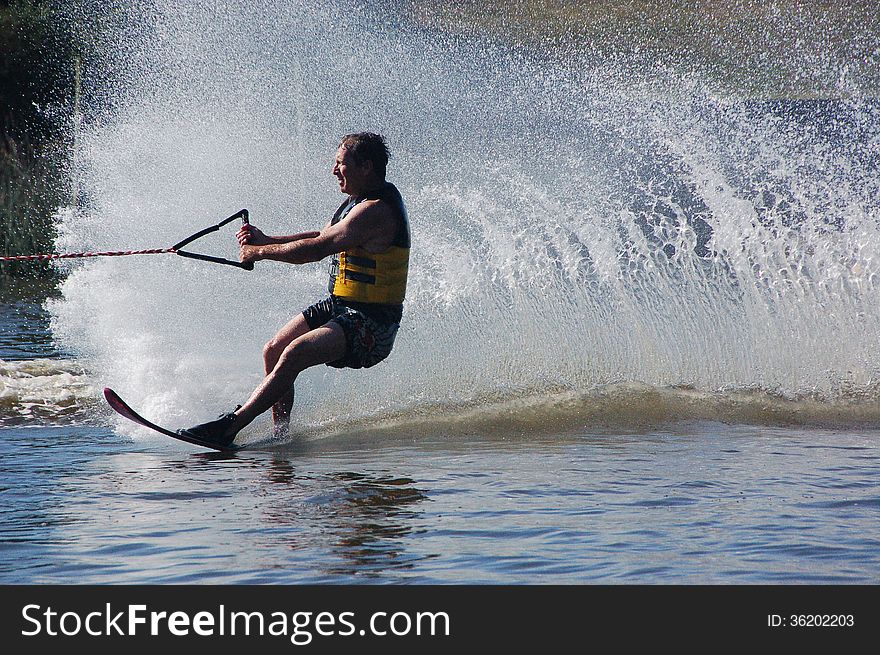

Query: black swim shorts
[[302, 296, 401, 369]]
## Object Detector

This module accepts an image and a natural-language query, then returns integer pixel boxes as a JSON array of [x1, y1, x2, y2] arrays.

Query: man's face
[[332, 147, 371, 195]]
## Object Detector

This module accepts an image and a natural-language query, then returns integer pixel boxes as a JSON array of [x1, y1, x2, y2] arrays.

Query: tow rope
[[1, 209, 253, 270]]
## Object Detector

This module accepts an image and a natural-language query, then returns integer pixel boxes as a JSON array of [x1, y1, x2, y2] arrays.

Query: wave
[[3, 355, 880, 436], [0, 358, 101, 427], [293, 382, 880, 442]]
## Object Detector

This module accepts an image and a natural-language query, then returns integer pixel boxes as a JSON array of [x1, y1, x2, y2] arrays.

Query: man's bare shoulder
[[344, 198, 396, 231], [331, 199, 397, 252], [349, 196, 394, 218]]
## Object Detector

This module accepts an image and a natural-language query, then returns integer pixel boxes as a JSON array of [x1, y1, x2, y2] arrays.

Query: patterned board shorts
[[302, 297, 400, 369]]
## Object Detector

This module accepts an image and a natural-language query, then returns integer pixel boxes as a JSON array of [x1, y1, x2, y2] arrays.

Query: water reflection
[[0, 299, 63, 360], [153, 451, 431, 579], [262, 457, 430, 578]]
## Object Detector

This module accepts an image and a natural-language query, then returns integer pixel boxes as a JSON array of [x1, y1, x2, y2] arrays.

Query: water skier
[[178, 132, 410, 445]]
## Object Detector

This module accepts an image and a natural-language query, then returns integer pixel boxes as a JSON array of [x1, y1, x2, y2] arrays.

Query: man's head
[[333, 132, 390, 195]]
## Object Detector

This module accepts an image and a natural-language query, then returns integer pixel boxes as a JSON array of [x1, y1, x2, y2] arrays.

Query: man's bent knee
[[263, 340, 286, 373], [275, 325, 347, 373]]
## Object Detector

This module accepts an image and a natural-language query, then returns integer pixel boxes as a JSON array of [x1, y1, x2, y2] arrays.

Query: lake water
[[2, 0, 880, 585], [1, 293, 879, 584]]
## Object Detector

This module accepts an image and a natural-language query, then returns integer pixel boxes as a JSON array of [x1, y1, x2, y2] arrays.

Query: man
[[178, 132, 410, 445]]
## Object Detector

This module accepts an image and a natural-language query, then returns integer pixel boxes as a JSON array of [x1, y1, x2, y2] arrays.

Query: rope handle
[[173, 209, 253, 270]]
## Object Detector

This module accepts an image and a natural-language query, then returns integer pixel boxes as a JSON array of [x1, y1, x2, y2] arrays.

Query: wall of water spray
[[48, 1, 880, 436]]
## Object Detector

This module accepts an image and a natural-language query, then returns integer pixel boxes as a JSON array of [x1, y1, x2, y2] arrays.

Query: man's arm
[[240, 200, 396, 266], [236, 225, 321, 247]]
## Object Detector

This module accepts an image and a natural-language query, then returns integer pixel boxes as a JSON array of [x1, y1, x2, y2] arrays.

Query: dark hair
[[339, 132, 390, 177]]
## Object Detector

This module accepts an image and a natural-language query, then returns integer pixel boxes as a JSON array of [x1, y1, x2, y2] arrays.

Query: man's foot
[[177, 406, 242, 447]]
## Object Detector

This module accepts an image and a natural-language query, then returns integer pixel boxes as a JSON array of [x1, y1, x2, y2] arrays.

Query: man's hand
[[236, 224, 325, 266], [240, 243, 261, 265], [237, 224, 271, 246]]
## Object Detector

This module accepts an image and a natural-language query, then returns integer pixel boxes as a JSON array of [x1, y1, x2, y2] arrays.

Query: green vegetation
[[0, 0, 79, 285], [0, 122, 68, 280]]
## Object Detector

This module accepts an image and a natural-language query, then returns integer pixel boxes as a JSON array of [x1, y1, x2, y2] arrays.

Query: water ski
[[103, 388, 242, 453]]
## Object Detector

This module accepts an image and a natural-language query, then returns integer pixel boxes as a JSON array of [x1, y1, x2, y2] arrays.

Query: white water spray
[[49, 1, 880, 438]]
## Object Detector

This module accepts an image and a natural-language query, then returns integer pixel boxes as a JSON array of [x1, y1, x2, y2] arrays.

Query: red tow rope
[[1, 209, 253, 270], [1, 247, 174, 262]]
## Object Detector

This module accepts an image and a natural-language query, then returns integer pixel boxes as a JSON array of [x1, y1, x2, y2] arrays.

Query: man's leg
[[227, 321, 347, 437], [263, 314, 313, 436]]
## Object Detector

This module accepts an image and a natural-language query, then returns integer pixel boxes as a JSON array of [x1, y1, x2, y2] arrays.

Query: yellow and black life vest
[[328, 182, 410, 305]]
